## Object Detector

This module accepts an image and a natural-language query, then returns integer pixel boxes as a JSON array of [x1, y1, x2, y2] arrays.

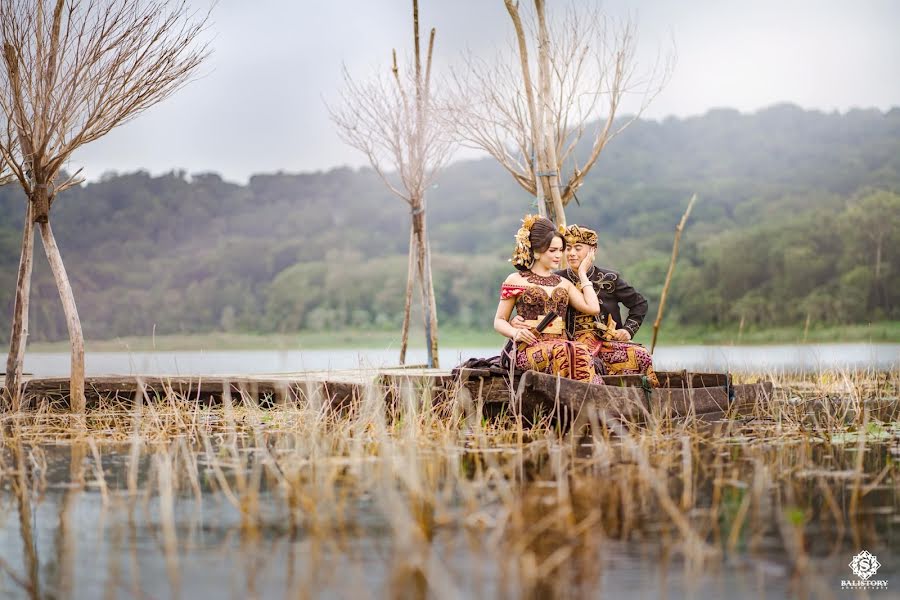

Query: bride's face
[[534, 236, 564, 271]]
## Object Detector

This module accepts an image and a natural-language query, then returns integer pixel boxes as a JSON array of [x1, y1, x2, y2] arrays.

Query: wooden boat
[[2, 367, 772, 428], [454, 366, 773, 426]]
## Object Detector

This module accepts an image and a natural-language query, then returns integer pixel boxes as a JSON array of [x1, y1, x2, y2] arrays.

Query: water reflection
[[0, 426, 897, 598]]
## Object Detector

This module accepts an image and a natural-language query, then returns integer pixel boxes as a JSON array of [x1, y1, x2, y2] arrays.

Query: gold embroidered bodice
[[515, 285, 569, 322]]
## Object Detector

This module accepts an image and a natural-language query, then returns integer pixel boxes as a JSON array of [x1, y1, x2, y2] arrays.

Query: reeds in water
[[0, 367, 896, 598]]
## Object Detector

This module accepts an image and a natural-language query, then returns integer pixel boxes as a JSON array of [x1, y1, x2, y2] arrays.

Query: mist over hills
[[1, 104, 898, 343]]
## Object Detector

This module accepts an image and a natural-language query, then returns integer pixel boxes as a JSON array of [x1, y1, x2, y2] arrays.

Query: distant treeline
[[1, 103, 898, 342]]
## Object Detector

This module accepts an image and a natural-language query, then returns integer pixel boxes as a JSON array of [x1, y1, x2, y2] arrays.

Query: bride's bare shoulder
[[504, 272, 528, 285]]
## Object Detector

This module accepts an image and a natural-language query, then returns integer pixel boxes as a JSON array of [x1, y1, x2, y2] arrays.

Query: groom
[[559, 224, 647, 341], [559, 224, 658, 385]]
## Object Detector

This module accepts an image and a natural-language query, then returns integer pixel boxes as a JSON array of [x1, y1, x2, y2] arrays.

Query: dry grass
[[0, 367, 897, 598]]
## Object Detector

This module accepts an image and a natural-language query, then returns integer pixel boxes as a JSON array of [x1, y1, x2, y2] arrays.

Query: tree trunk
[[38, 219, 86, 412], [4, 201, 35, 411], [535, 0, 567, 227], [874, 233, 882, 281], [32, 183, 50, 224], [873, 232, 886, 310], [412, 207, 439, 368], [504, 0, 546, 217], [399, 225, 416, 365]]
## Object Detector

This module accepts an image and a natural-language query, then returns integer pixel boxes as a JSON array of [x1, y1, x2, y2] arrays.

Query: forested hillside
[[1, 104, 898, 343]]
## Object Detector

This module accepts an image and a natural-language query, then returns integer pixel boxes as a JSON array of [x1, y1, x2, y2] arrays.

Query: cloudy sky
[[69, 0, 900, 183]]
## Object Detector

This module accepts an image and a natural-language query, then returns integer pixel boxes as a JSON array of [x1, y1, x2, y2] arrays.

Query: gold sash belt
[[522, 316, 565, 336]]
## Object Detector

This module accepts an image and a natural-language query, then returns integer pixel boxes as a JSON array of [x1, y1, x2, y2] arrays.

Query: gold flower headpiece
[[511, 214, 538, 269], [564, 224, 598, 247]]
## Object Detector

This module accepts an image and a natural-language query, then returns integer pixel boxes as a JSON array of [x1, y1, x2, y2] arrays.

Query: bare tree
[[448, 0, 672, 226], [329, 0, 453, 368], [0, 0, 209, 411]]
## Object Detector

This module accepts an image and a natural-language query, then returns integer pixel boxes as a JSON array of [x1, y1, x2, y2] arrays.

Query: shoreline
[[10, 321, 900, 353]]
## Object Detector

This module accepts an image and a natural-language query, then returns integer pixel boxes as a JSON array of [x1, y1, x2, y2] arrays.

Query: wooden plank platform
[[1, 367, 454, 410]]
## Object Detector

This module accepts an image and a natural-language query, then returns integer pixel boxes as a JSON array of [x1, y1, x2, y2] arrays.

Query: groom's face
[[566, 242, 592, 269]]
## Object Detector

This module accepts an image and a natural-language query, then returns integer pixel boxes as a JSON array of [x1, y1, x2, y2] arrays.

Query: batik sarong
[[574, 330, 659, 387], [513, 334, 603, 384]]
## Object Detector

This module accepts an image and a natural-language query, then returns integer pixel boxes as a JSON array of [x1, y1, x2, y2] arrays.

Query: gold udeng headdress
[[511, 214, 538, 269], [564, 224, 598, 247]]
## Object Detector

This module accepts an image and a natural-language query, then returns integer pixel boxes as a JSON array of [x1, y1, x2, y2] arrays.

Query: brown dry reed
[[0, 367, 897, 599]]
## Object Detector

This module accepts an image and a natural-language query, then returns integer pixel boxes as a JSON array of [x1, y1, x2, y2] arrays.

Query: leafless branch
[[444, 1, 674, 217], [0, 132, 14, 184], [0, 0, 211, 205], [328, 53, 454, 208]]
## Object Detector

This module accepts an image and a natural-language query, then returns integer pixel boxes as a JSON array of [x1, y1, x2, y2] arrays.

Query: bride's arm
[[564, 249, 600, 314], [494, 275, 539, 344], [494, 299, 539, 345], [494, 297, 518, 338], [564, 278, 601, 315]]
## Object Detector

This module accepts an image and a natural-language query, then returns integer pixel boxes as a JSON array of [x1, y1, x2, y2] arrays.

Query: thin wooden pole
[[412, 208, 435, 368], [399, 225, 415, 365], [423, 26, 440, 368], [651, 194, 697, 354], [421, 222, 439, 368], [413, 0, 421, 85], [412, 0, 438, 368]]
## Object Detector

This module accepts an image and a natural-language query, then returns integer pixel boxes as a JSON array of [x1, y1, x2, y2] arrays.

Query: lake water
[[22, 343, 900, 376], [4, 344, 898, 598], [1, 435, 896, 598]]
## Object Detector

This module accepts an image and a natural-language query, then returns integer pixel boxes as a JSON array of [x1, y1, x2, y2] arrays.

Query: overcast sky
[[69, 0, 900, 183]]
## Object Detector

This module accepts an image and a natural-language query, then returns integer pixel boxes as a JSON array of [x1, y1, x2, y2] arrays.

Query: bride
[[493, 215, 603, 384]]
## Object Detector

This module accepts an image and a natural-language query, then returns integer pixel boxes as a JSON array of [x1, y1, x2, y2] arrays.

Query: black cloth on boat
[[451, 355, 519, 379]]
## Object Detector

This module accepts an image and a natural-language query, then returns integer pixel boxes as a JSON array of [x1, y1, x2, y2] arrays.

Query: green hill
[[1, 104, 898, 343]]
